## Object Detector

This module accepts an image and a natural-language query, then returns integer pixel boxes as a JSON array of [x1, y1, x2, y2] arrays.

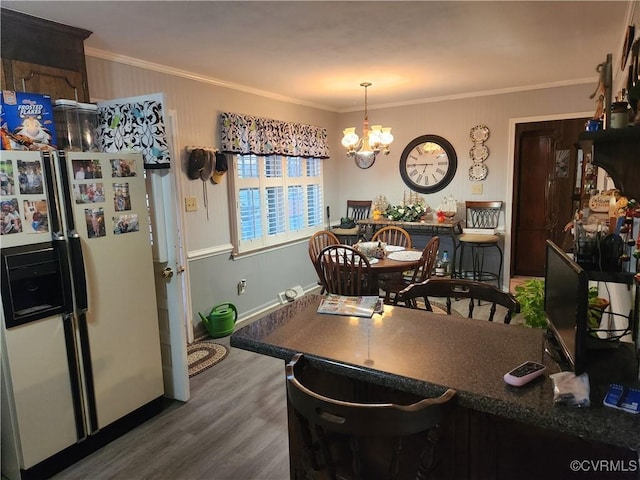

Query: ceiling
[[2, 1, 632, 112]]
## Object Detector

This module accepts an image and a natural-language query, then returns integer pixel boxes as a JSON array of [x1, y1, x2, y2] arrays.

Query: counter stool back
[[309, 230, 340, 294], [319, 244, 375, 296], [331, 200, 372, 245], [456, 201, 503, 289], [286, 353, 457, 480], [398, 278, 520, 323]]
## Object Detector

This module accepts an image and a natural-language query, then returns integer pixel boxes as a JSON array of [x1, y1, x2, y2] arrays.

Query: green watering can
[[198, 303, 238, 338]]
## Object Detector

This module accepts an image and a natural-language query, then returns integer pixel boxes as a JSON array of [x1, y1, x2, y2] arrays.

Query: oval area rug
[[187, 340, 229, 378]]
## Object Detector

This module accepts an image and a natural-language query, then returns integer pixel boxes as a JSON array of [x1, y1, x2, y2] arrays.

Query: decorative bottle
[[441, 250, 450, 276], [435, 251, 445, 277]]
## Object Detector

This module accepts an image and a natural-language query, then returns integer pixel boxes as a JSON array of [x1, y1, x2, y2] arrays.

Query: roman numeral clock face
[[399, 135, 457, 194]]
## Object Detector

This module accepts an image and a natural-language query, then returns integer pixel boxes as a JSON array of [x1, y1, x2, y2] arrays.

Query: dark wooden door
[[512, 119, 588, 277]]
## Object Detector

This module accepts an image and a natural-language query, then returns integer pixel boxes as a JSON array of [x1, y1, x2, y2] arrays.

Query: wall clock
[[399, 135, 457, 194], [354, 154, 375, 169]]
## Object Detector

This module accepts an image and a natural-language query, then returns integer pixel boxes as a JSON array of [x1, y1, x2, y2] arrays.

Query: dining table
[[367, 247, 423, 272], [358, 217, 462, 275], [359, 246, 423, 293]]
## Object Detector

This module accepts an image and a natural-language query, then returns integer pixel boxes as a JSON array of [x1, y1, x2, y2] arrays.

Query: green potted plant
[[514, 279, 546, 328], [514, 279, 608, 330]]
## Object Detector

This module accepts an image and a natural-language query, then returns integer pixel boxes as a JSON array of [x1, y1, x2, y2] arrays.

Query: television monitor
[[544, 240, 589, 374]]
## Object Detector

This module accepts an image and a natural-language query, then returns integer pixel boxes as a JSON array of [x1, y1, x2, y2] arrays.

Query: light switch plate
[[185, 196, 198, 211], [471, 183, 483, 195]]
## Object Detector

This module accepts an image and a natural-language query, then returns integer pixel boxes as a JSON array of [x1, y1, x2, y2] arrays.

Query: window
[[232, 155, 323, 253]]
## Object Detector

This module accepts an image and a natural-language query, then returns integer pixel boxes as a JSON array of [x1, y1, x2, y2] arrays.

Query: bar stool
[[456, 201, 503, 289], [286, 353, 457, 480]]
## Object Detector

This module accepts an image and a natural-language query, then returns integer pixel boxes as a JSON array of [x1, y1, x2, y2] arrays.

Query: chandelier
[[341, 82, 394, 162]]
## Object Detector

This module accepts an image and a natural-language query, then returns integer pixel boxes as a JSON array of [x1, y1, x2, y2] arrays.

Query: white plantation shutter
[[239, 188, 261, 241], [232, 154, 323, 253], [307, 184, 322, 227], [288, 185, 304, 231], [266, 186, 285, 236]]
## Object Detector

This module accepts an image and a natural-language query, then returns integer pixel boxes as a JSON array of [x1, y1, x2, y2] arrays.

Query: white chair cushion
[[459, 233, 500, 243], [332, 226, 360, 235]]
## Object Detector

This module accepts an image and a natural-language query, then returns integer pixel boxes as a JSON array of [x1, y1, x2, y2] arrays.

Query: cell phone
[[504, 361, 546, 387]]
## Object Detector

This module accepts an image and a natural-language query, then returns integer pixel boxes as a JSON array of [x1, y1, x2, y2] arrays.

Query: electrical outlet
[[471, 183, 483, 195], [185, 196, 198, 212], [237, 279, 247, 295]]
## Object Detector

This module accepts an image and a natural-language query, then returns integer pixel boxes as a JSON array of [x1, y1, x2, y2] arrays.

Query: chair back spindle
[[371, 226, 412, 249], [319, 245, 375, 296]]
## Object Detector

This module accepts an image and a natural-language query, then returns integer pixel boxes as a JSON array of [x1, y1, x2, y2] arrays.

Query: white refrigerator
[[1, 150, 164, 479]]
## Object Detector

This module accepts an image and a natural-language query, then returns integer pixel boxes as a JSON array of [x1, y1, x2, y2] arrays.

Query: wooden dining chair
[[371, 225, 412, 249], [319, 244, 376, 295], [286, 353, 457, 480], [370, 226, 413, 290], [398, 278, 520, 323], [380, 236, 440, 305], [308, 230, 340, 293]]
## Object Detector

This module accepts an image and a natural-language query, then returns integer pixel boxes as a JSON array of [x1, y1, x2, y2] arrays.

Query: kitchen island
[[231, 294, 640, 479]]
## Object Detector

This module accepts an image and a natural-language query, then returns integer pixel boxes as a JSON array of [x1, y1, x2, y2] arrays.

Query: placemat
[[387, 250, 422, 262]]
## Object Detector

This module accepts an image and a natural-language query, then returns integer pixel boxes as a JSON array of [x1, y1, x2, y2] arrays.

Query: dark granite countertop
[[230, 294, 640, 451]]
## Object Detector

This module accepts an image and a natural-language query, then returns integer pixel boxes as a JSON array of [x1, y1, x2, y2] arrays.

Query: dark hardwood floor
[[52, 336, 290, 480]]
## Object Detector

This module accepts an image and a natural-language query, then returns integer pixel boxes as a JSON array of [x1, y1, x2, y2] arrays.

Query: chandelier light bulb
[[380, 127, 393, 146], [341, 127, 359, 148]]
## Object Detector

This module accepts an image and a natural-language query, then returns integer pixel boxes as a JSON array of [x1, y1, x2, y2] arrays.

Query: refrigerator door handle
[[63, 313, 89, 440], [76, 312, 99, 433], [41, 151, 64, 235], [53, 234, 75, 314], [55, 150, 80, 233], [69, 232, 88, 312]]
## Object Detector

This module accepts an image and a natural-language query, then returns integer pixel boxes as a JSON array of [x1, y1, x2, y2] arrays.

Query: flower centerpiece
[[385, 202, 429, 222]]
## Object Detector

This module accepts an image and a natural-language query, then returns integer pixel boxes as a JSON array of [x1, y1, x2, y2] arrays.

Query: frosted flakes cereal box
[[1, 91, 57, 151]]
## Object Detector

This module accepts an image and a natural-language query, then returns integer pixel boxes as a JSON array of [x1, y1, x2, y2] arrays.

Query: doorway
[[511, 118, 589, 277]]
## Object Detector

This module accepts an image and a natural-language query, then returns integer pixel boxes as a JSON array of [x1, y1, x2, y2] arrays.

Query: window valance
[[220, 112, 330, 159]]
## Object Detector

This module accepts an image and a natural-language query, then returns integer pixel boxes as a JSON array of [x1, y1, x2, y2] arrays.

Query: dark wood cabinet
[[0, 8, 92, 102], [578, 128, 640, 201]]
